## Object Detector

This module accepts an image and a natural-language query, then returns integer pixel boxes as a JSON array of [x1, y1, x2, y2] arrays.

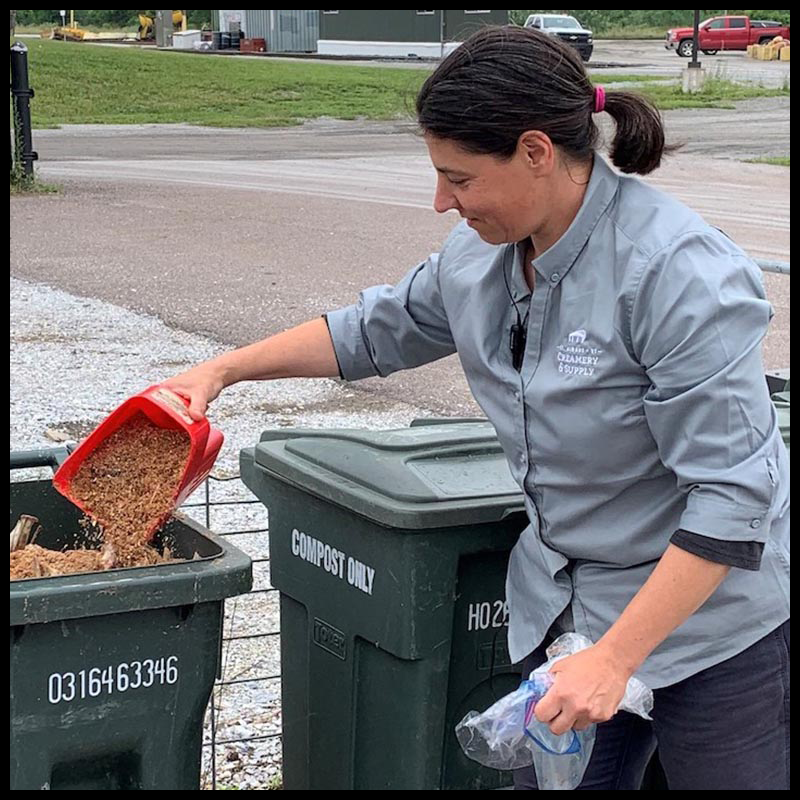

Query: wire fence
[[184, 475, 282, 790]]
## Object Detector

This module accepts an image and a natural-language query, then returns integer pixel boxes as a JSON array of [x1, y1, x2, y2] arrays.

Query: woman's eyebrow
[[435, 166, 472, 178]]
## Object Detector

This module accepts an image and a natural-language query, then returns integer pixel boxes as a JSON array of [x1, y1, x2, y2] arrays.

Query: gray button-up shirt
[[326, 153, 790, 688]]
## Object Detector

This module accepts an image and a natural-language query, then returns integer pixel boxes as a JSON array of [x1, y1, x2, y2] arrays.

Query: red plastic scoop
[[53, 385, 224, 540]]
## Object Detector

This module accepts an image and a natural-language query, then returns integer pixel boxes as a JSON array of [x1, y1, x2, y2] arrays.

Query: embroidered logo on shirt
[[556, 329, 604, 377], [567, 329, 587, 344]]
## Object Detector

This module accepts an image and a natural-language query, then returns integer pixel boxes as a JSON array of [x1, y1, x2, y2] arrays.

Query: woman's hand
[[161, 363, 226, 421], [533, 643, 632, 735]]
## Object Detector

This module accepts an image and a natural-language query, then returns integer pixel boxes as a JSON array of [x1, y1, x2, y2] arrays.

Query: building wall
[[217, 9, 246, 33], [217, 9, 319, 52], [245, 9, 319, 52], [320, 10, 438, 43], [445, 10, 508, 41], [215, 10, 509, 55], [320, 10, 507, 43]]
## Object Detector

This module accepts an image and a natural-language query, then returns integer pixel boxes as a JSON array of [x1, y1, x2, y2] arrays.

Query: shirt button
[[550, 272, 560, 283], [750, 519, 762, 529]]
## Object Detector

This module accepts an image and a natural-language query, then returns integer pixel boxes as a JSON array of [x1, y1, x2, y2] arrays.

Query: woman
[[164, 26, 789, 790]]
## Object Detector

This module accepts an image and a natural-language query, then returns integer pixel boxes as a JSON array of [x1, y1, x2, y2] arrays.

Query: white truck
[[524, 14, 594, 62]]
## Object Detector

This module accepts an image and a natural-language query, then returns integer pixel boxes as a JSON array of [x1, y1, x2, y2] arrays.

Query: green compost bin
[[239, 383, 790, 791], [240, 420, 528, 790], [10, 449, 253, 791], [773, 391, 790, 451]]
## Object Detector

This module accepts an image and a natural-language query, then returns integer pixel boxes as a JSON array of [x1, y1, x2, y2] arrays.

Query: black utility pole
[[10, 41, 38, 178], [690, 9, 702, 69]]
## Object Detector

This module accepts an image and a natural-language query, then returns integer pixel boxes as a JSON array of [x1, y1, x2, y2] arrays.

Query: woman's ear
[[517, 130, 555, 176]]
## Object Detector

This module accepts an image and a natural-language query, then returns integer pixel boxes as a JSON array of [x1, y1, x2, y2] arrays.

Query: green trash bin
[[772, 391, 790, 451], [10, 449, 253, 791], [240, 420, 528, 790], [240, 383, 790, 791], [765, 367, 790, 396]]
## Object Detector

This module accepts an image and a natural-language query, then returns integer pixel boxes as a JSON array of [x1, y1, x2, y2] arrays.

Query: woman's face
[[425, 134, 547, 245]]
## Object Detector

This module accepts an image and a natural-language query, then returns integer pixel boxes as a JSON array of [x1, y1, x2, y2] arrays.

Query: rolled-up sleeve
[[629, 231, 781, 546], [325, 251, 456, 381]]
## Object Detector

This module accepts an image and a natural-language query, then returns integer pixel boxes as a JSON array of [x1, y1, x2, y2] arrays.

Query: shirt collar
[[511, 153, 620, 294]]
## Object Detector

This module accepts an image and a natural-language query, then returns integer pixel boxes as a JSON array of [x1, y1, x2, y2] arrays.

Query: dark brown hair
[[416, 25, 677, 175]]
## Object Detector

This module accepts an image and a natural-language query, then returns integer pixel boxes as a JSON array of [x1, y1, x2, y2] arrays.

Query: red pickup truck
[[665, 16, 790, 58]]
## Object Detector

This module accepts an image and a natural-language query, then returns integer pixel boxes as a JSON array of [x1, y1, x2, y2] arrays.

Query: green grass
[[26, 39, 428, 128], [21, 39, 790, 128], [745, 157, 790, 166], [9, 175, 61, 195], [633, 76, 790, 110]]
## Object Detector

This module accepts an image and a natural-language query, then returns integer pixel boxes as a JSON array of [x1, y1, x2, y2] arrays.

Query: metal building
[[216, 10, 319, 53], [318, 10, 509, 57], [215, 10, 509, 56]]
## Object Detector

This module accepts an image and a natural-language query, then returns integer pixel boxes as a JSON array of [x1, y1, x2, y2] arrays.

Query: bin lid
[[252, 422, 525, 529]]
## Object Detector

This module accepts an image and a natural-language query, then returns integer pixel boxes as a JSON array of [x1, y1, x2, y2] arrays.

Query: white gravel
[[10, 277, 435, 467], [10, 276, 437, 790]]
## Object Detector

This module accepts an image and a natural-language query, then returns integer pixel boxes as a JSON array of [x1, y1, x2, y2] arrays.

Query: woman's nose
[[433, 177, 459, 214]]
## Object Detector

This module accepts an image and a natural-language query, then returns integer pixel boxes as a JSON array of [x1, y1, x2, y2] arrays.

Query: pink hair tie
[[593, 86, 606, 113]]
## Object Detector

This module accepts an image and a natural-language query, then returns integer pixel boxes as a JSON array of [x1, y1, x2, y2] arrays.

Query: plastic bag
[[455, 633, 653, 790]]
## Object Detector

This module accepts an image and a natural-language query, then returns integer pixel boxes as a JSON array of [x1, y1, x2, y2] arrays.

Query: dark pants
[[513, 620, 790, 790]]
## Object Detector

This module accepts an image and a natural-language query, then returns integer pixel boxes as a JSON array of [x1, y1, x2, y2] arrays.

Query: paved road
[[28, 92, 791, 164], [589, 38, 791, 88], [12, 99, 790, 416]]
